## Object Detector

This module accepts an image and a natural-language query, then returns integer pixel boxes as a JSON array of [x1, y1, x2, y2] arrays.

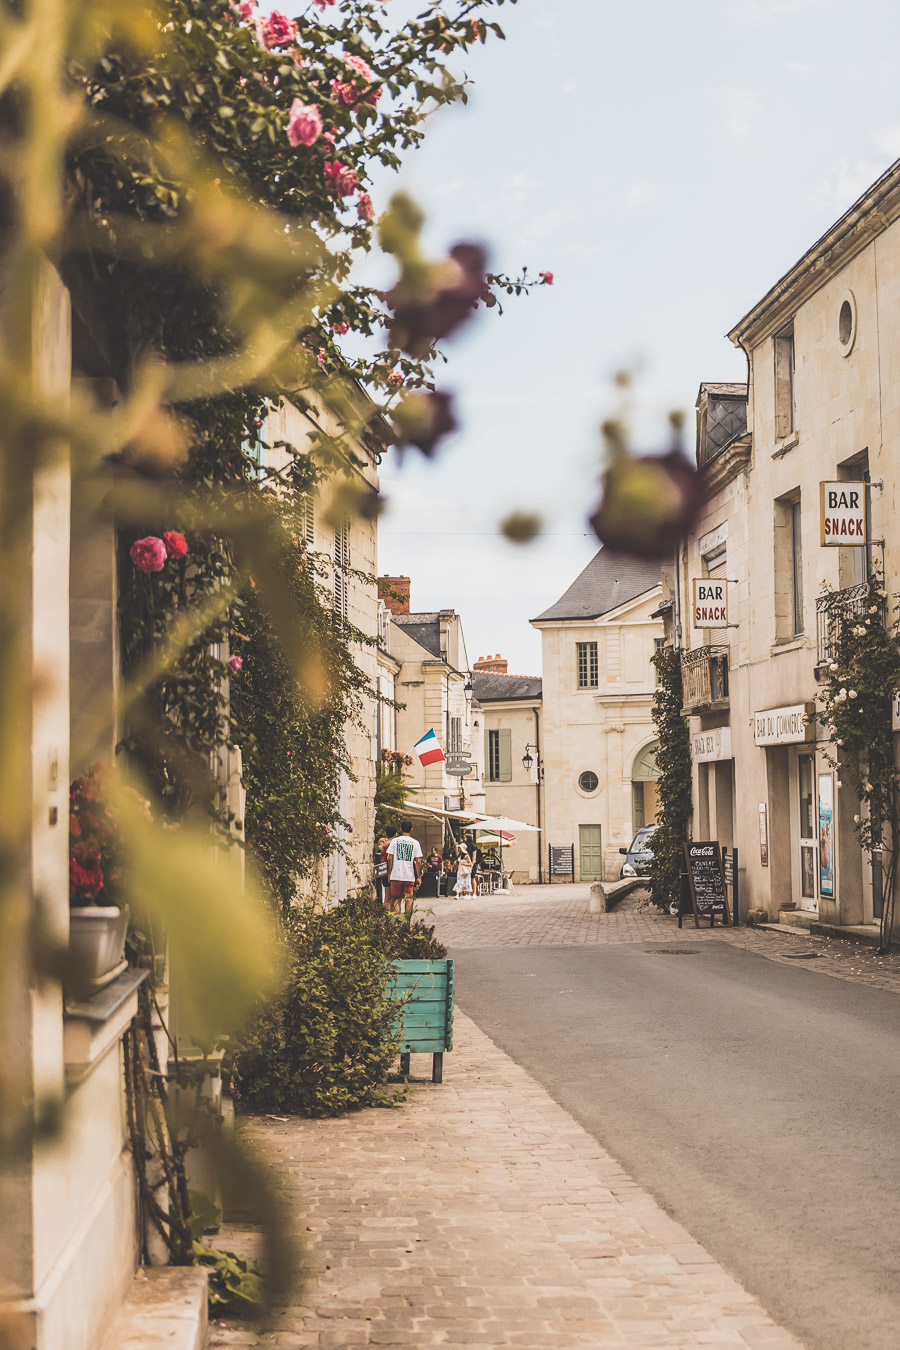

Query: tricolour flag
[[413, 728, 445, 767]]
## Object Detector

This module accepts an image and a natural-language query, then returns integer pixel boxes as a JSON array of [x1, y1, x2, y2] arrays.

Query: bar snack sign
[[692, 576, 728, 627], [820, 481, 867, 546]]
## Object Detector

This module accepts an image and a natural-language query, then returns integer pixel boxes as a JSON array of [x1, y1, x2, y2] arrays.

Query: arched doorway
[[631, 740, 660, 832]]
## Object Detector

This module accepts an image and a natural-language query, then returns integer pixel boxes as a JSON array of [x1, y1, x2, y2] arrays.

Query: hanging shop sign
[[753, 703, 816, 746], [692, 576, 729, 627], [691, 726, 732, 762], [820, 481, 867, 546], [758, 803, 769, 867], [892, 690, 900, 732]]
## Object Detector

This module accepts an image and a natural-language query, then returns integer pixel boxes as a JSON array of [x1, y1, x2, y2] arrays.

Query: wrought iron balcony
[[815, 583, 883, 667], [681, 645, 729, 713]]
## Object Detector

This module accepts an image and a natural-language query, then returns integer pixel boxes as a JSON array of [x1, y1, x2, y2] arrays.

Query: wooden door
[[579, 824, 603, 881]]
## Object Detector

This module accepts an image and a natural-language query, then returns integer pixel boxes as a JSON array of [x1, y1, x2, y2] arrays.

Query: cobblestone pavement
[[426, 884, 900, 995], [212, 1011, 803, 1350]]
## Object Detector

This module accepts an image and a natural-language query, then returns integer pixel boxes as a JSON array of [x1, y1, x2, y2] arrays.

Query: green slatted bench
[[389, 958, 454, 1084]]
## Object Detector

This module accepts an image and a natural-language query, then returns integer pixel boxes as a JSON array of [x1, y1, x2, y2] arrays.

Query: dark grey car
[[619, 824, 658, 879]]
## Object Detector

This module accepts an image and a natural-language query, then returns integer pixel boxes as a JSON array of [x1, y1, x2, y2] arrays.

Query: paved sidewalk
[[212, 1011, 803, 1350], [426, 884, 900, 995]]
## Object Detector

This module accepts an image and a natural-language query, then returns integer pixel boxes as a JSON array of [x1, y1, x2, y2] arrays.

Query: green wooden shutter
[[498, 728, 512, 782]]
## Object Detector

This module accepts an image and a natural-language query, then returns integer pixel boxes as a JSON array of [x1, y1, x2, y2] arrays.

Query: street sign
[[445, 761, 473, 778], [692, 576, 728, 627], [549, 844, 575, 881]]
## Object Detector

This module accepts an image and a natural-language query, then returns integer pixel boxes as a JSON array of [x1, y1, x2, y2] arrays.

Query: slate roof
[[392, 611, 442, 657], [472, 672, 542, 703], [532, 549, 661, 624]]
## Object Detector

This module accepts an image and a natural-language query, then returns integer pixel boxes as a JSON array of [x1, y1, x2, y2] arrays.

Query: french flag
[[413, 729, 445, 767]]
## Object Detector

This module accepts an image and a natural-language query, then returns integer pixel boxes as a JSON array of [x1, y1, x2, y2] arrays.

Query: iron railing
[[681, 645, 729, 712], [815, 583, 880, 665]]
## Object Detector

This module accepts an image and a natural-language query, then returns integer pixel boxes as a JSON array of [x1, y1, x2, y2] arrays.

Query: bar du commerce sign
[[754, 704, 815, 746]]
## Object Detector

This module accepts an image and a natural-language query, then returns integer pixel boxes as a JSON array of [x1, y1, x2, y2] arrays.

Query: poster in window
[[801, 846, 816, 899], [758, 803, 769, 867], [818, 773, 835, 899]]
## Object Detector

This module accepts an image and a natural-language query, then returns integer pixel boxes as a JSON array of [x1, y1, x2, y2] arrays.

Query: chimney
[[474, 653, 508, 675], [378, 575, 410, 615]]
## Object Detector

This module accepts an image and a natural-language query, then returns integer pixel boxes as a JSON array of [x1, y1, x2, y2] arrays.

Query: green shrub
[[233, 902, 404, 1117], [340, 890, 448, 961]]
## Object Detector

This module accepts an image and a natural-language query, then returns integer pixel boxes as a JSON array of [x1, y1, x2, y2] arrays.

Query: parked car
[[619, 824, 658, 879]]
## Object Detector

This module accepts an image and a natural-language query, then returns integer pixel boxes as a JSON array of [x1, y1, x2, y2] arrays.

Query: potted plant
[[68, 763, 134, 987]]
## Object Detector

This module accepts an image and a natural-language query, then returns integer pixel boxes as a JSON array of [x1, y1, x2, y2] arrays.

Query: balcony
[[815, 583, 883, 667], [681, 645, 729, 714]]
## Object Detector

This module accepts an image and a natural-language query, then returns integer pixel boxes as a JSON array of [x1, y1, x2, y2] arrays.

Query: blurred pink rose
[[163, 530, 188, 559], [540, 271, 554, 284], [343, 53, 374, 82], [256, 10, 297, 48], [332, 321, 350, 335], [228, 655, 243, 674], [130, 537, 167, 573], [287, 100, 322, 147], [356, 192, 375, 221], [324, 160, 359, 196]]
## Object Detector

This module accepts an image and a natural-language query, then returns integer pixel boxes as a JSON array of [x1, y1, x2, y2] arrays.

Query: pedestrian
[[386, 819, 423, 916], [374, 824, 396, 904], [453, 845, 473, 897], [419, 846, 444, 898], [466, 833, 485, 896]]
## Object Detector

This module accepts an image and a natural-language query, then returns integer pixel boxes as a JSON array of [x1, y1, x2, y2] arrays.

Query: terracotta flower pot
[[69, 905, 130, 984]]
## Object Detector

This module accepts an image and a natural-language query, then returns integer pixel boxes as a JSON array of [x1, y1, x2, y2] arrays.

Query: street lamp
[[522, 743, 542, 776], [463, 674, 474, 700]]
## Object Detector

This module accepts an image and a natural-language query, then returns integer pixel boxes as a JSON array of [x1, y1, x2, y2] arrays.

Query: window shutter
[[498, 728, 512, 782], [303, 493, 315, 546]]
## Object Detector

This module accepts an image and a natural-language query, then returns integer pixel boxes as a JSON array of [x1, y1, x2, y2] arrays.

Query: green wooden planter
[[389, 958, 454, 1084]]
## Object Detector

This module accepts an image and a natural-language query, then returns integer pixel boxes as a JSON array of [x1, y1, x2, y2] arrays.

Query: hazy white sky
[[372, 0, 900, 675]]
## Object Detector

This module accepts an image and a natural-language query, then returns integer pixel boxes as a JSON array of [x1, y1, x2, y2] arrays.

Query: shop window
[[577, 641, 598, 689]]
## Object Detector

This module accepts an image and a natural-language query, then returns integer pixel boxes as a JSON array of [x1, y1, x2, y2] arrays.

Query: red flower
[[163, 530, 188, 559], [540, 271, 554, 285], [324, 160, 360, 197], [130, 536, 167, 572]]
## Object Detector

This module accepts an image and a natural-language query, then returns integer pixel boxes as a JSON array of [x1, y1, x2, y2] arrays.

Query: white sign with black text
[[692, 727, 733, 762], [893, 690, 900, 732], [820, 481, 867, 546], [692, 576, 729, 627], [753, 704, 815, 746]]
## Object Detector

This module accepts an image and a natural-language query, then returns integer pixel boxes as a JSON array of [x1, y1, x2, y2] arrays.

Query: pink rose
[[331, 79, 357, 106], [313, 0, 335, 8], [387, 370, 403, 386], [130, 537, 167, 573], [540, 271, 554, 285], [356, 192, 375, 222], [256, 10, 297, 49], [343, 53, 374, 83], [287, 100, 322, 148], [163, 530, 188, 559], [228, 655, 243, 674], [235, 0, 254, 18], [332, 321, 350, 335], [324, 160, 359, 197]]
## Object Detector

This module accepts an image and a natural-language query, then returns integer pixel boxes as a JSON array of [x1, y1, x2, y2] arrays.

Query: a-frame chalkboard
[[683, 841, 730, 928]]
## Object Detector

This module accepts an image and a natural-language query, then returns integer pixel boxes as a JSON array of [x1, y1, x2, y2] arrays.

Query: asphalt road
[[452, 938, 900, 1350]]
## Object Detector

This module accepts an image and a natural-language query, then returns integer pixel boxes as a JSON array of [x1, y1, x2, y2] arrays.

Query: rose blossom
[[356, 192, 374, 221], [287, 100, 322, 147], [256, 10, 297, 49], [332, 321, 350, 335], [163, 530, 188, 559], [236, 0, 254, 17], [331, 79, 357, 105], [130, 536, 167, 572], [324, 159, 359, 196], [228, 655, 243, 674], [313, 0, 336, 8], [343, 53, 375, 82], [539, 271, 554, 284]]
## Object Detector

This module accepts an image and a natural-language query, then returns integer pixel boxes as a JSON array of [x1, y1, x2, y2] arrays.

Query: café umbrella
[[467, 813, 541, 889]]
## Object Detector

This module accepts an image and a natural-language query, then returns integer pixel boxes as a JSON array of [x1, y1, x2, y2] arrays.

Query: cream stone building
[[259, 393, 388, 899], [378, 577, 485, 853], [472, 656, 544, 883], [665, 158, 900, 932], [532, 551, 663, 881]]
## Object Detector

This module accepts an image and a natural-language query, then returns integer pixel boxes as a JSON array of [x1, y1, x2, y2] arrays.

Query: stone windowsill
[[770, 635, 808, 656], [64, 967, 148, 1089], [772, 430, 800, 459]]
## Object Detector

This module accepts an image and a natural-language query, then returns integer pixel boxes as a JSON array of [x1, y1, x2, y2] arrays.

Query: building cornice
[[700, 433, 752, 495], [728, 159, 900, 350]]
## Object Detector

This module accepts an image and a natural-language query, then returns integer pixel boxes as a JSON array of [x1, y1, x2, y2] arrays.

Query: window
[[579, 771, 599, 793], [486, 728, 511, 782], [790, 498, 803, 635], [653, 637, 665, 685], [576, 641, 599, 689], [774, 327, 796, 439], [302, 493, 315, 546]]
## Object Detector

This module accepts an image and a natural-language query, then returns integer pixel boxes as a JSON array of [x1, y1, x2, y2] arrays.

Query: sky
[[370, 0, 900, 676]]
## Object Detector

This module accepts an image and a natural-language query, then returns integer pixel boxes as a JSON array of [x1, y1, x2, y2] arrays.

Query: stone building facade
[[532, 551, 663, 881], [665, 158, 900, 931], [472, 660, 544, 883]]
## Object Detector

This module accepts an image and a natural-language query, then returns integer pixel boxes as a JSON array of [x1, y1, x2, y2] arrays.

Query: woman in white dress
[[453, 846, 473, 896]]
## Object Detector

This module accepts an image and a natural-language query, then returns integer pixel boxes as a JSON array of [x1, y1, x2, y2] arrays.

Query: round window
[[579, 771, 599, 793], [838, 292, 856, 355]]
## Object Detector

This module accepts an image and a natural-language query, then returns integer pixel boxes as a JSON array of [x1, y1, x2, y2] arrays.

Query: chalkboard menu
[[549, 845, 575, 879], [683, 841, 729, 925]]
